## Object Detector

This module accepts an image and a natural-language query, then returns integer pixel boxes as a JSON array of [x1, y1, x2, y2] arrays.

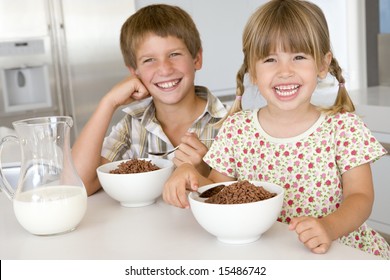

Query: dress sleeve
[[203, 115, 238, 178], [334, 113, 388, 174]]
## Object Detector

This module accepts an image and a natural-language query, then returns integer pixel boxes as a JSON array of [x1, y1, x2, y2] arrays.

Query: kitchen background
[[0, 0, 389, 239]]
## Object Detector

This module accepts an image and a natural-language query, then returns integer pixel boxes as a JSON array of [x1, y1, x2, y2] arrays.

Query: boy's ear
[[128, 66, 139, 76], [194, 48, 203, 70], [318, 52, 332, 79]]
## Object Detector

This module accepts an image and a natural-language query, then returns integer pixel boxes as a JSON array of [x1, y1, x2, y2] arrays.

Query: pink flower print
[[337, 120, 343, 125], [364, 140, 369, 146], [216, 158, 221, 164], [325, 180, 331, 186], [250, 148, 255, 154], [345, 165, 351, 171], [243, 148, 248, 154], [304, 208, 310, 214], [308, 196, 314, 202], [224, 147, 229, 153], [275, 151, 280, 157], [316, 190, 322, 196], [316, 147, 321, 153], [296, 142, 302, 148], [294, 161, 300, 167], [223, 162, 228, 167], [227, 133, 232, 139], [374, 250, 380, 256], [304, 174, 310, 180], [370, 137, 376, 143], [321, 140, 327, 146], [326, 146, 330, 153], [336, 203, 340, 208], [336, 155, 341, 161], [284, 183, 290, 189], [296, 207, 302, 214], [355, 235, 360, 241], [287, 199, 293, 206], [328, 162, 334, 168], [237, 128, 242, 135], [229, 157, 235, 163], [298, 153, 304, 159], [283, 151, 290, 156], [255, 132, 260, 138], [299, 186, 304, 193], [336, 140, 341, 146], [268, 164, 273, 170], [227, 168, 233, 174], [286, 217, 291, 223], [245, 118, 251, 123], [308, 162, 314, 169], [280, 176, 286, 183], [316, 181, 321, 187], [329, 196, 334, 202], [296, 174, 302, 180], [252, 165, 257, 171], [343, 141, 349, 147], [294, 194, 300, 200], [243, 157, 248, 163], [364, 155, 370, 161], [322, 208, 328, 214], [259, 140, 264, 146], [233, 139, 238, 145], [287, 166, 293, 173], [304, 141, 309, 147], [237, 162, 242, 167], [257, 173, 263, 180], [244, 125, 250, 131], [350, 127, 356, 132], [264, 175, 270, 181]]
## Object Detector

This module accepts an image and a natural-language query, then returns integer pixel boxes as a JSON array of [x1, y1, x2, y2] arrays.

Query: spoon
[[197, 184, 226, 198], [147, 139, 215, 157]]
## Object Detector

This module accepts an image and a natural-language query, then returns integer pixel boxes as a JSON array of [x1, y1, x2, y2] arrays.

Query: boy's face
[[130, 34, 202, 106]]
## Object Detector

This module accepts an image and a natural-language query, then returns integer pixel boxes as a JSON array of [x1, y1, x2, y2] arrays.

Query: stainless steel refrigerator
[[0, 0, 135, 142]]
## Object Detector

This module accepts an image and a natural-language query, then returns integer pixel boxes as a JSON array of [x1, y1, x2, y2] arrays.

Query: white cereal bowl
[[96, 158, 174, 207], [188, 181, 284, 244]]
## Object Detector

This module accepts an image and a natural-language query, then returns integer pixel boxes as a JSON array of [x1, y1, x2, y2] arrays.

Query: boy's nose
[[158, 60, 174, 76]]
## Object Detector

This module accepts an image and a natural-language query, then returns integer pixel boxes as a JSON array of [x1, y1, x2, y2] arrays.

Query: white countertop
[[0, 190, 381, 260]]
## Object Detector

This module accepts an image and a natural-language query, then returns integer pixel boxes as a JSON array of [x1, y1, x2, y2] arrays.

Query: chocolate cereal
[[109, 159, 160, 174], [205, 180, 276, 204]]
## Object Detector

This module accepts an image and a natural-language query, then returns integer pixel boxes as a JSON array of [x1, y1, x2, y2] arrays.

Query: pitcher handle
[[0, 135, 19, 200]]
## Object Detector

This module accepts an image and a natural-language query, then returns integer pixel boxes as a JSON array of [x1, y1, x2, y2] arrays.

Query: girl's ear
[[318, 52, 332, 79]]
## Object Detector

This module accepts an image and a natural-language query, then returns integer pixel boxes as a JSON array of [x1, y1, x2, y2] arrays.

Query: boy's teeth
[[157, 79, 179, 89], [275, 85, 299, 96]]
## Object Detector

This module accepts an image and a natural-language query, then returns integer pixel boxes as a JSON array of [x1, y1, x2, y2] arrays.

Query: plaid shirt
[[101, 86, 227, 161]]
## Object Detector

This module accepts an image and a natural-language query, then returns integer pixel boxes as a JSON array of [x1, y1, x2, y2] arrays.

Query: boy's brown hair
[[120, 4, 202, 69]]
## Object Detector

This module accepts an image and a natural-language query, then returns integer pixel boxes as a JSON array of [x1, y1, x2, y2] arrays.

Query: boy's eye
[[294, 55, 306, 60], [169, 52, 181, 58], [143, 58, 154, 63]]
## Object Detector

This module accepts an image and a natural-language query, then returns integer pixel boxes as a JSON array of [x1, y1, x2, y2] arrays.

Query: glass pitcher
[[0, 116, 87, 235]]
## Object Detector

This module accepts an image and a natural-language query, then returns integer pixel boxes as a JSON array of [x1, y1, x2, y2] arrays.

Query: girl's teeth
[[275, 85, 299, 96]]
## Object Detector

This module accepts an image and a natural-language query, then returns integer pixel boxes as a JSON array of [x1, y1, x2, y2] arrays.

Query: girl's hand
[[105, 76, 150, 109], [173, 132, 210, 176], [163, 163, 200, 209], [288, 216, 333, 254]]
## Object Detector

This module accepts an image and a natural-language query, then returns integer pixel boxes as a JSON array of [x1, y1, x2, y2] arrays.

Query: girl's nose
[[277, 62, 294, 78]]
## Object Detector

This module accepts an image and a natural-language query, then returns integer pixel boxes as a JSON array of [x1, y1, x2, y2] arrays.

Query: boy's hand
[[107, 76, 150, 108], [163, 163, 200, 209], [173, 132, 210, 176], [288, 216, 333, 254]]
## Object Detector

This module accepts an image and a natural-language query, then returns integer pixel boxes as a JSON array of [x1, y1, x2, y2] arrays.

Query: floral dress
[[204, 109, 390, 259]]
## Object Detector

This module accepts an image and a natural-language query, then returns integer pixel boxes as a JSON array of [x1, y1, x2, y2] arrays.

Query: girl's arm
[[289, 163, 374, 253], [163, 163, 234, 208]]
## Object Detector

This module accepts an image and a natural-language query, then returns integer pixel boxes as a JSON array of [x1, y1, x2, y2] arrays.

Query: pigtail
[[215, 62, 248, 127], [322, 57, 355, 114]]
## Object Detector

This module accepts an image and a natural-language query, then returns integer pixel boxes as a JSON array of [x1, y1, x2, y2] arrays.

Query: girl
[[163, 0, 390, 259]]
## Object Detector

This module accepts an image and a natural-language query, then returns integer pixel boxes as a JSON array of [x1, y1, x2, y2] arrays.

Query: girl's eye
[[294, 55, 306, 60], [263, 57, 276, 63]]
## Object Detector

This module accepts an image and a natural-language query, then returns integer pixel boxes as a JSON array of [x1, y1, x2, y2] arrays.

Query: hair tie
[[339, 83, 345, 88], [236, 95, 242, 101]]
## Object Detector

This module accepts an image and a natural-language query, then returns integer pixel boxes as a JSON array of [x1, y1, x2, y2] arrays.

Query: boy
[[71, 4, 227, 195]]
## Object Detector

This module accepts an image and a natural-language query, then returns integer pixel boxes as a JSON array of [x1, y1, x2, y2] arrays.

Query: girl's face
[[253, 49, 331, 113], [132, 34, 202, 106]]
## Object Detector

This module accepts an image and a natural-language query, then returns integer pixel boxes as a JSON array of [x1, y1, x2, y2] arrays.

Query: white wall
[[135, 0, 367, 100]]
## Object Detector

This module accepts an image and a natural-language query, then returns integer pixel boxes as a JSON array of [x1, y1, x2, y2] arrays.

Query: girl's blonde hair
[[219, 0, 355, 126]]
